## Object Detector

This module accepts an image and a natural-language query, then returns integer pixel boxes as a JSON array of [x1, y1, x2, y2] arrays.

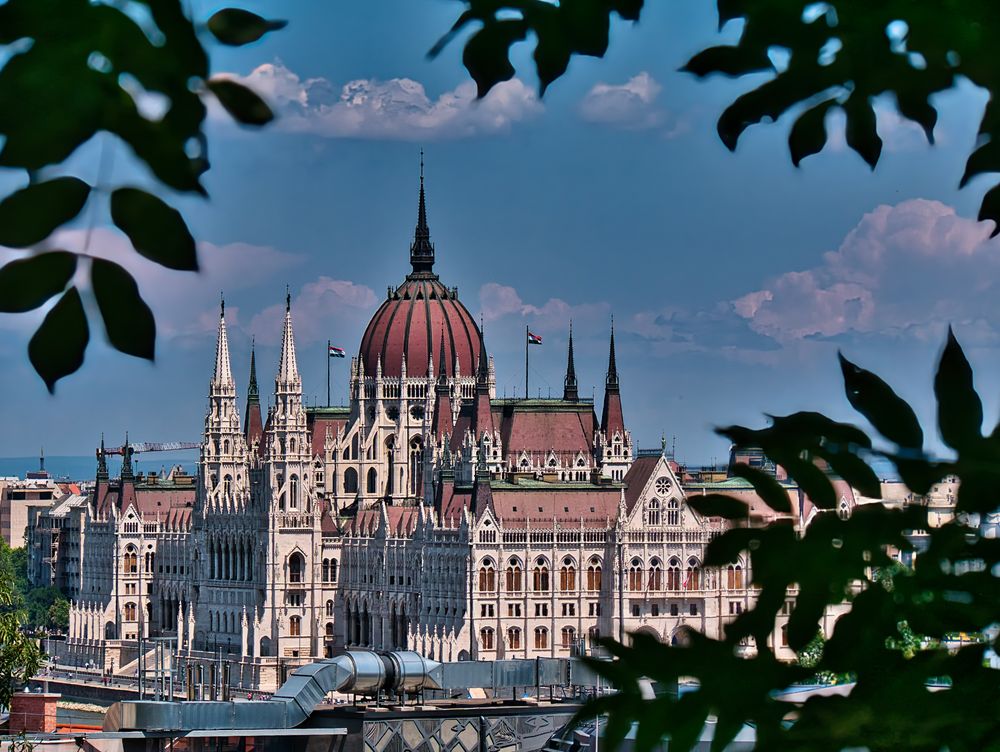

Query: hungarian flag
[[328, 345, 346, 358], [527, 331, 542, 345]]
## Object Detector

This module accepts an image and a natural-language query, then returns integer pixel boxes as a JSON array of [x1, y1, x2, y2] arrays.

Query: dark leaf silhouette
[[207, 78, 274, 126], [28, 287, 88, 392], [789, 99, 836, 167], [687, 493, 748, 520], [207, 9, 287, 46], [731, 463, 791, 514], [840, 352, 923, 449], [0, 178, 90, 248], [0, 252, 77, 313], [110, 188, 198, 271], [934, 328, 983, 451], [91, 259, 155, 361]]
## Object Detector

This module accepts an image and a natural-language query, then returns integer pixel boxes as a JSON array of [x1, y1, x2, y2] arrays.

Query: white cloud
[[733, 199, 1000, 344], [479, 282, 610, 331], [249, 276, 377, 346], [225, 61, 542, 140], [579, 72, 673, 131]]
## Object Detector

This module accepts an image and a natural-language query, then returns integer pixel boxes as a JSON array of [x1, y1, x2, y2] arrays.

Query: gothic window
[[478, 561, 496, 592], [124, 602, 137, 621], [290, 437, 296, 453], [534, 627, 548, 649], [586, 558, 602, 591], [666, 558, 681, 590], [290, 616, 301, 637], [665, 498, 679, 526], [288, 552, 305, 584], [505, 560, 523, 592], [559, 558, 576, 591], [223, 439, 230, 454], [480, 627, 495, 650], [532, 559, 550, 592], [344, 468, 358, 494], [367, 468, 378, 494], [727, 563, 743, 590], [686, 558, 701, 590], [561, 626, 576, 649], [326, 622, 335, 638], [588, 626, 600, 647], [322, 559, 330, 582], [123, 547, 138, 574], [628, 558, 644, 591], [289, 474, 299, 509], [409, 437, 423, 496], [223, 474, 232, 497], [507, 627, 521, 650], [838, 498, 850, 519], [649, 558, 664, 590], [648, 498, 660, 526], [330, 558, 338, 583], [655, 477, 671, 495]]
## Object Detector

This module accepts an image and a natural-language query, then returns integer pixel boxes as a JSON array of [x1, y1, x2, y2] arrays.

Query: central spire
[[564, 321, 579, 401], [277, 291, 300, 385], [409, 149, 435, 275], [213, 296, 234, 387]]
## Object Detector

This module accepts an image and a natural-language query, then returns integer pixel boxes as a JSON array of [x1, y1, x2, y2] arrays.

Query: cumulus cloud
[[479, 282, 610, 330], [733, 199, 1000, 344], [224, 61, 542, 140], [249, 277, 377, 346], [579, 72, 678, 132], [631, 304, 782, 353]]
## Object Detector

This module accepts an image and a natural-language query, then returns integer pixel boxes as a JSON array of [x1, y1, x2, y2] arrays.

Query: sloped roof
[[622, 455, 660, 514], [493, 399, 597, 459], [490, 484, 620, 529]]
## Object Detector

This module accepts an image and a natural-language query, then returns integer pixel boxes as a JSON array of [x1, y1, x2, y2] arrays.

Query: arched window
[[686, 558, 701, 590], [668, 558, 682, 590], [506, 560, 523, 592], [288, 552, 305, 584], [409, 437, 424, 496], [478, 561, 496, 592], [223, 439, 230, 454], [480, 627, 495, 650], [326, 622, 335, 638], [344, 468, 358, 494], [507, 627, 522, 650], [367, 468, 378, 494], [649, 559, 664, 590], [628, 558, 644, 591], [727, 563, 743, 590], [322, 559, 330, 582], [330, 558, 338, 583], [667, 498, 680, 526], [838, 498, 850, 520], [223, 474, 232, 497], [561, 626, 576, 648], [648, 498, 660, 526], [289, 474, 299, 509], [534, 627, 548, 649], [559, 558, 576, 591], [290, 616, 301, 637], [532, 559, 550, 592], [587, 559, 602, 591], [123, 547, 138, 574], [326, 600, 334, 617], [124, 602, 137, 621]]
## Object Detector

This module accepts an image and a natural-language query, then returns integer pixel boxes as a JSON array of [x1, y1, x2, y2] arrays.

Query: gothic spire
[[247, 338, 259, 403], [409, 150, 435, 274], [601, 318, 625, 437], [121, 433, 134, 482], [244, 337, 264, 449], [564, 321, 579, 401], [437, 328, 448, 387], [213, 296, 234, 386], [277, 292, 300, 385], [96, 434, 108, 481], [606, 315, 619, 389]]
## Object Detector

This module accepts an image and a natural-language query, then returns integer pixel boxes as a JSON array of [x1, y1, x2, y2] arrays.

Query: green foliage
[[444, 1, 1000, 234], [0, 542, 43, 708], [578, 331, 1000, 751], [0, 0, 284, 391]]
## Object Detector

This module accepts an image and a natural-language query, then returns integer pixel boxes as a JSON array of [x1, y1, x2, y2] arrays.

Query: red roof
[[308, 412, 349, 457], [359, 277, 480, 379], [490, 487, 620, 528], [622, 455, 659, 514], [495, 401, 597, 460], [348, 506, 418, 537]]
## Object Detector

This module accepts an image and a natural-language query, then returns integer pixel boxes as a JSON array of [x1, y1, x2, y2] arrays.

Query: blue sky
[[2, 1, 1000, 467]]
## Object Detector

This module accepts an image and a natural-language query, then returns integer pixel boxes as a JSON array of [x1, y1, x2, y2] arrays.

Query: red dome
[[359, 276, 480, 379]]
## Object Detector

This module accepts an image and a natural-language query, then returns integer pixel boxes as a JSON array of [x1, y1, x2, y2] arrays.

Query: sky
[[2, 1, 1000, 468]]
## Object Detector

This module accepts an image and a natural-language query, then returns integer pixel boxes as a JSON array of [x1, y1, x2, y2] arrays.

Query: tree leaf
[[789, 98, 835, 167], [0, 252, 77, 313], [28, 287, 88, 393], [843, 94, 883, 170], [977, 181, 1000, 237], [462, 19, 527, 98], [731, 463, 792, 513], [206, 78, 274, 126], [110, 188, 198, 271], [687, 493, 749, 520], [0, 177, 90, 247], [207, 9, 287, 46], [91, 259, 155, 361], [934, 327, 983, 451], [840, 352, 923, 449]]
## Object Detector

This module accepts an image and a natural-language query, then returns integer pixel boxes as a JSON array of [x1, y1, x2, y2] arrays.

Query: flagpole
[[524, 324, 529, 401], [326, 339, 331, 408]]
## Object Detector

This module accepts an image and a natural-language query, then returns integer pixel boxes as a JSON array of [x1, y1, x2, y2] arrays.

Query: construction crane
[[103, 441, 200, 456]]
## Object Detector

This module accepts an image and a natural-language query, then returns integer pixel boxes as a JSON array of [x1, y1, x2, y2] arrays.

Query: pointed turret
[[563, 321, 579, 401], [244, 339, 264, 450], [601, 319, 625, 437], [213, 297, 234, 387], [96, 435, 108, 482], [409, 150, 435, 275], [119, 434, 138, 512], [277, 290, 300, 387], [431, 330, 453, 442], [472, 327, 493, 436]]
